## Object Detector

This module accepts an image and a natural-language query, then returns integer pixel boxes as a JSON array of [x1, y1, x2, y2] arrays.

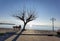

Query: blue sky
[[0, 0, 60, 27]]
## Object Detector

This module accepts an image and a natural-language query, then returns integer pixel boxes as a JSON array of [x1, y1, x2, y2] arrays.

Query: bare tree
[[13, 9, 37, 31]]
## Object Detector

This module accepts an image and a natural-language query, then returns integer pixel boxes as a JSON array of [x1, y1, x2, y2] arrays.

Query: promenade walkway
[[5, 30, 60, 41]]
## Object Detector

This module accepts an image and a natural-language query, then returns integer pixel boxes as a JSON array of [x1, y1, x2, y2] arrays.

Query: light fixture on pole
[[50, 17, 56, 32]]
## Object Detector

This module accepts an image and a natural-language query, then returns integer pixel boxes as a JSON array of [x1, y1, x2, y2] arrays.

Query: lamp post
[[50, 18, 56, 32]]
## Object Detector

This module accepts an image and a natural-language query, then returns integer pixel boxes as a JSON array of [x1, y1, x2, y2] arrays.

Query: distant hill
[[0, 23, 15, 25]]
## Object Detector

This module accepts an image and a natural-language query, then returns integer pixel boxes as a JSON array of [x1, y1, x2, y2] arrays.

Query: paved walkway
[[5, 30, 60, 41], [17, 30, 60, 41], [17, 35, 60, 41]]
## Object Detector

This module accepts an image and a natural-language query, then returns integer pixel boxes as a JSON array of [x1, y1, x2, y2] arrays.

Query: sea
[[0, 25, 60, 31]]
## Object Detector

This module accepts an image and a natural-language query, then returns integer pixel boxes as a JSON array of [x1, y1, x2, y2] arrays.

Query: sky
[[0, 0, 60, 27]]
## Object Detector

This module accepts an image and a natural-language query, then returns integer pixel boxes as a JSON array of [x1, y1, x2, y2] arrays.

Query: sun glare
[[30, 24, 32, 27]]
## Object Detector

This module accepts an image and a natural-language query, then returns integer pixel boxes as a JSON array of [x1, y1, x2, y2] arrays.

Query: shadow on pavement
[[12, 30, 24, 41], [0, 32, 15, 41]]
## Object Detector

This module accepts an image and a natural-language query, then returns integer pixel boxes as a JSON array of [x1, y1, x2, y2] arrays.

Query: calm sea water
[[0, 25, 60, 31], [26, 25, 60, 31]]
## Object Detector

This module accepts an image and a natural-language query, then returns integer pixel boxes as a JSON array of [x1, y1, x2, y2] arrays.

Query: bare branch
[[15, 16, 24, 21], [13, 9, 26, 22], [26, 10, 36, 23]]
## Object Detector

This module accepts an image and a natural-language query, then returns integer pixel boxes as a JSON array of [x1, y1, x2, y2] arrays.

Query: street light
[[50, 17, 56, 32]]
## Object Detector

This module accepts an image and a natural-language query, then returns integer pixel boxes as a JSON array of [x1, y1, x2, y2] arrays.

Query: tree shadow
[[0, 32, 15, 41], [12, 30, 24, 41]]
